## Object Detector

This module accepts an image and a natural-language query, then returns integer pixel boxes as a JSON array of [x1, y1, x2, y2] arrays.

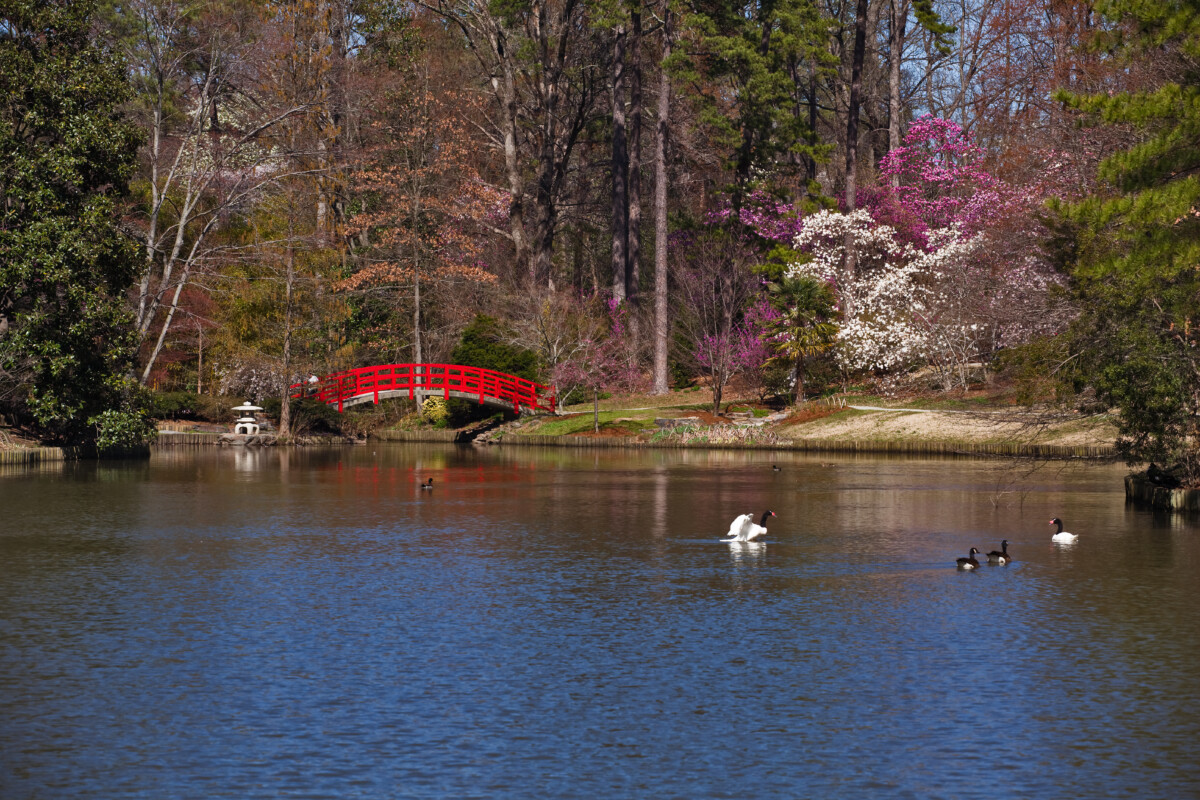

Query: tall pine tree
[[688, 0, 834, 211], [1057, 0, 1200, 481]]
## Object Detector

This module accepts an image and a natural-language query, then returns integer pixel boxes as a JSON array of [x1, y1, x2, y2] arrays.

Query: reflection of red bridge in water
[[291, 363, 557, 415]]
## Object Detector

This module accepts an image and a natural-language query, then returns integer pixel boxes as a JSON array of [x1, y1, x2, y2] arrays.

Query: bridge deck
[[291, 363, 556, 415]]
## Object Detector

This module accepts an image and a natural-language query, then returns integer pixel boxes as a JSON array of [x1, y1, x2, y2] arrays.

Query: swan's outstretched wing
[[724, 513, 753, 541], [743, 523, 766, 541]]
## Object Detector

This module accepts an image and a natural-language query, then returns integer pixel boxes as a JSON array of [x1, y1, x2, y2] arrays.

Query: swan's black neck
[[759, 511, 774, 526], [1052, 519, 1063, 533]]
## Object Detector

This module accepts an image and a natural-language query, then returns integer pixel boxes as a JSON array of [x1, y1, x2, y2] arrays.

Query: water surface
[[2, 445, 1198, 798]]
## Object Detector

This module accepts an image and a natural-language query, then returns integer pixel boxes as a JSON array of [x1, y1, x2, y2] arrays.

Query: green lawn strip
[[557, 388, 710, 414], [523, 409, 662, 436]]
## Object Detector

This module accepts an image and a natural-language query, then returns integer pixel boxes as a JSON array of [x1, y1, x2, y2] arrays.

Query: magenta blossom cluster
[[694, 303, 775, 374], [876, 116, 1006, 239], [693, 328, 766, 373], [705, 190, 806, 243], [552, 295, 644, 395]]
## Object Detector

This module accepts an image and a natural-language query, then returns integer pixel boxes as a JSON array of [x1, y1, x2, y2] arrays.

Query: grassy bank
[[499, 386, 1119, 458]]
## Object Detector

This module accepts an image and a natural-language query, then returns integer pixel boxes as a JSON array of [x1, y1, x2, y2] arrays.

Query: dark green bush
[[90, 408, 157, 452], [669, 359, 693, 390], [443, 315, 537, 426], [450, 315, 540, 381], [799, 354, 840, 399]]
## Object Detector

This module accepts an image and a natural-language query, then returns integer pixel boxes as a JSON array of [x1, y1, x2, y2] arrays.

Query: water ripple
[[1, 449, 1198, 798]]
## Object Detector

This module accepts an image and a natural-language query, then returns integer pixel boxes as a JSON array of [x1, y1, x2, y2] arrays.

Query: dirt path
[[783, 407, 1116, 447]]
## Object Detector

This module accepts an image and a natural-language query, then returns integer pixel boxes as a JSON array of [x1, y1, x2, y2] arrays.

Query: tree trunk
[[494, 59, 530, 278], [316, 138, 329, 242], [196, 325, 203, 395], [808, 62, 819, 185], [593, 386, 600, 432], [888, 0, 907, 186], [279, 219, 296, 438], [733, 13, 773, 212], [413, 265, 423, 364], [532, 170, 558, 288], [651, 12, 671, 395], [845, 0, 869, 213], [924, 29, 937, 116], [139, 228, 211, 384], [611, 22, 629, 302], [627, 8, 642, 310], [843, 0, 870, 289]]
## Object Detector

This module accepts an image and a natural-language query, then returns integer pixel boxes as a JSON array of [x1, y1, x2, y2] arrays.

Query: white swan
[[1050, 518, 1077, 542], [722, 510, 776, 542]]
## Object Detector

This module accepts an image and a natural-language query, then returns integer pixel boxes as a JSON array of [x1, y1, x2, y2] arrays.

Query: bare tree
[[673, 233, 761, 414], [120, 0, 319, 384], [414, 0, 600, 286]]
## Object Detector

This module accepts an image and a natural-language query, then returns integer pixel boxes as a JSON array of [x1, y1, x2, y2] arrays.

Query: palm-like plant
[[765, 275, 840, 403]]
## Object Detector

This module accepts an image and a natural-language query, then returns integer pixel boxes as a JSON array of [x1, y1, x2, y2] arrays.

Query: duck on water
[[956, 548, 981, 570], [987, 540, 1012, 565]]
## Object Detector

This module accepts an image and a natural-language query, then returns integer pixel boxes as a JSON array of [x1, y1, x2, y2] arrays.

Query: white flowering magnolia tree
[[772, 120, 1070, 391], [788, 210, 1003, 389]]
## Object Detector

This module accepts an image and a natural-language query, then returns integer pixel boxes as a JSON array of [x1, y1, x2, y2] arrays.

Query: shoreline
[[339, 428, 1117, 460], [0, 392, 1122, 464], [1, 432, 1117, 463]]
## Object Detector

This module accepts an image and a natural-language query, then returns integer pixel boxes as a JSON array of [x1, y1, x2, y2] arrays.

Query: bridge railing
[[290, 363, 556, 415]]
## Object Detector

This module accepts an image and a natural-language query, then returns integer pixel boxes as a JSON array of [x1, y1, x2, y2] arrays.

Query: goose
[[722, 510, 776, 542], [421, 478, 434, 490], [1050, 518, 1077, 542], [986, 540, 1012, 565], [956, 547, 981, 570]]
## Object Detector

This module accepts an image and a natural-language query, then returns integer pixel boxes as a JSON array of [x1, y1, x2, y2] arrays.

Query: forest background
[[0, 0, 1198, 480]]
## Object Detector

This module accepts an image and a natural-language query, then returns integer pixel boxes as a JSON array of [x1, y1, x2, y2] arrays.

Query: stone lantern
[[232, 400, 263, 435]]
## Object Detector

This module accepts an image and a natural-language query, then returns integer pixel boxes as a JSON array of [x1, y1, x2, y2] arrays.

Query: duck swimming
[[956, 547, 981, 570], [986, 540, 1012, 565]]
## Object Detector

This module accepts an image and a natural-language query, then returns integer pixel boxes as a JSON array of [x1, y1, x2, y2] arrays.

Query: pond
[[2, 445, 1198, 798]]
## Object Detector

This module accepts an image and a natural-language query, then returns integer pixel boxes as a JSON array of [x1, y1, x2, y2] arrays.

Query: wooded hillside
[[1, 0, 1197, 478]]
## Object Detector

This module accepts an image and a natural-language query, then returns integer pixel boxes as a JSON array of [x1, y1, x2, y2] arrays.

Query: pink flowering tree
[[693, 321, 773, 414], [876, 116, 1006, 242], [551, 297, 644, 431], [673, 232, 765, 414], [706, 190, 808, 245], [772, 118, 1065, 387]]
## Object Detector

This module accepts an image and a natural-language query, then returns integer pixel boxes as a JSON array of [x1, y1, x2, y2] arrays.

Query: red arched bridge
[[291, 363, 557, 415]]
